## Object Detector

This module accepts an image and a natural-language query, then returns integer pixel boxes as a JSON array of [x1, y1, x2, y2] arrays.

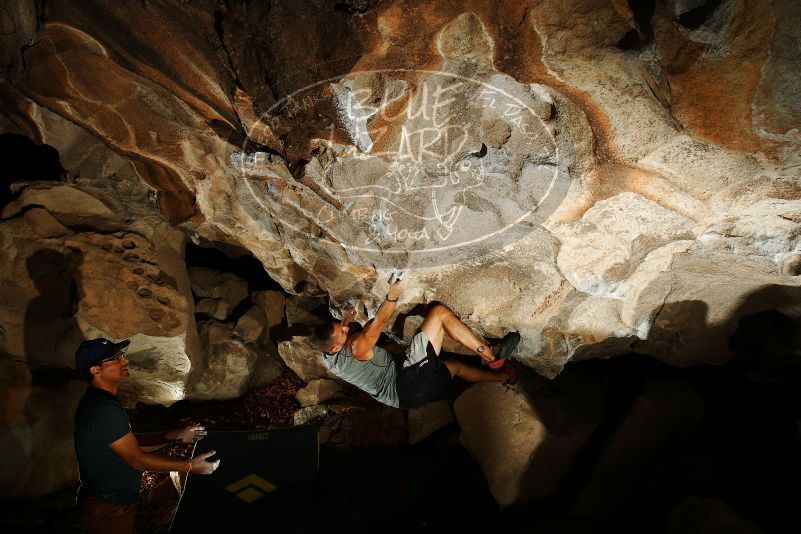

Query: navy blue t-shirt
[[74, 387, 141, 504]]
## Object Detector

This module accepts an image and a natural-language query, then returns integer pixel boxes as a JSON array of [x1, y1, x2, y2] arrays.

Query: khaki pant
[[76, 494, 136, 534]]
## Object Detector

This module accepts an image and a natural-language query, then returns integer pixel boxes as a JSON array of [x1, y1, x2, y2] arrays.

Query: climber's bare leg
[[419, 303, 497, 363], [444, 359, 509, 382]]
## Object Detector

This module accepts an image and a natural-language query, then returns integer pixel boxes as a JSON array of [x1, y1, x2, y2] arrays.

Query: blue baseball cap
[[75, 337, 130, 372]]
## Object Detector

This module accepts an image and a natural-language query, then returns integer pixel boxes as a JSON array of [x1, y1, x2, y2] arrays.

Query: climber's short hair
[[313, 321, 336, 346]]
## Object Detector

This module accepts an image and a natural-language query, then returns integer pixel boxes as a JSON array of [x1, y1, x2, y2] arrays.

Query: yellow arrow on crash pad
[[225, 474, 278, 503]]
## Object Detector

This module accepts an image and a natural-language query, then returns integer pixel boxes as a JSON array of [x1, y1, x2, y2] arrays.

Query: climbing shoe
[[484, 331, 521, 369]]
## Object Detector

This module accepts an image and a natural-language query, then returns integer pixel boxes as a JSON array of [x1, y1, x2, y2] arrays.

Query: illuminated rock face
[[0, 193, 201, 405], [2, 1, 800, 383]]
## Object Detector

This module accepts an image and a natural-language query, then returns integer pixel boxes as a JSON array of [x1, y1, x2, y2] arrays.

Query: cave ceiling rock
[[635, 135, 793, 219], [2, 4, 585, 377], [524, 1, 801, 371], [750, 1, 801, 145], [219, 151, 356, 295], [0, 0, 39, 75], [629, 250, 801, 367], [192, 186, 301, 294], [12, 15, 236, 224], [528, 0, 680, 161], [268, 12, 585, 328], [0, 87, 164, 228], [553, 191, 697, 299], [38, 0, 239, 130], [654, 0, 801, 154], [232, 88, 284, 152], [528, 0, 801, 211], [0, 1, 799, 384]]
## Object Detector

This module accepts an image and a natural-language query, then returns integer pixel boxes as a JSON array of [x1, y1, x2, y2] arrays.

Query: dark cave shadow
[[23, 248, 85, 371], [6, 248, 88, 500], [499, 283, 801, 533], [0, 133, 66, 212], [644, 284, 801, 377]]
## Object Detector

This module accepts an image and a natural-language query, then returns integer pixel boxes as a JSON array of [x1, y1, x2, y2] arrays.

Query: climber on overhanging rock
[[313, 273, 521, 410]]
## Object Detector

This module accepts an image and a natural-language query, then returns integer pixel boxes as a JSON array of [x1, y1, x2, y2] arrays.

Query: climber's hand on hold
[[341, 303, 357, 325], [388, 273, 408, 300]]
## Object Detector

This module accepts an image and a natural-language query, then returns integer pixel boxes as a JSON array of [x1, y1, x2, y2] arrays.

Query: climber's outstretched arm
[[350, 277, 408, 360]]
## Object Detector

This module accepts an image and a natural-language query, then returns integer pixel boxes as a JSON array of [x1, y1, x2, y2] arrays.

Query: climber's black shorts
[[395, 330, 453, 410]]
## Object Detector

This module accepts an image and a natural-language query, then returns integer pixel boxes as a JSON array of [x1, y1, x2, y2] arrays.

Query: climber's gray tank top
[[322, 342, 399, 408]]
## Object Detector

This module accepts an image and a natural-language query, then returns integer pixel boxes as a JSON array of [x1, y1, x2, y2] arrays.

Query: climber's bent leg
[[396, 335, 514, 410], [443, 359, 509, 383], [419, 303, 495, 363]]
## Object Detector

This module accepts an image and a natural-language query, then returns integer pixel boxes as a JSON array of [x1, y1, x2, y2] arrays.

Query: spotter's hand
[[190, 450, 220, 475], [168, 424, 207, 444]]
